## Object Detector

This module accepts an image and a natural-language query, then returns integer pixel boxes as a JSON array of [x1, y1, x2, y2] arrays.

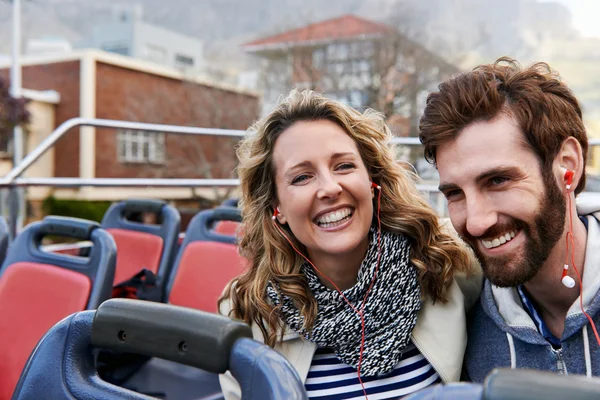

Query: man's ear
[[555, 137, 584, 191]]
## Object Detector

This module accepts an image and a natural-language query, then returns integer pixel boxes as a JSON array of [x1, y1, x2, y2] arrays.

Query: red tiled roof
[[243, 14, 395, 50]]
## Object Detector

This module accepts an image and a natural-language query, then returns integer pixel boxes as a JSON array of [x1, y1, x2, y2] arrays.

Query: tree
[[0, 76, 30, 157]]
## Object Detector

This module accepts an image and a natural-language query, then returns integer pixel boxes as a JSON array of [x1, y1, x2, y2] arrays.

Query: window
[[101, 41, 130, 56], [117, 130, 165, 164], [145, 43, 167, 63], [326, 43, 350, 61], [312, 48, 325, 69], [0, 135, 12, 158], [175, 54, 195, 67]]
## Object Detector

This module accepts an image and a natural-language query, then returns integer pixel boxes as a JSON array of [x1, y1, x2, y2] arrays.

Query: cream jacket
[[219, 268, 482, 399]]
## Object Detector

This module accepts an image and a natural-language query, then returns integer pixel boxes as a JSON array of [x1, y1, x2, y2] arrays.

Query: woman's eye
[[336, 163, 356, 171], [292, 175, 310, 185]]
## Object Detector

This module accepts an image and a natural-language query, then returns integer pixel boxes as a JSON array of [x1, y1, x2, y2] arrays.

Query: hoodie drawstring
[[583, 325, 592, 377], [506, 332, 516, 368]]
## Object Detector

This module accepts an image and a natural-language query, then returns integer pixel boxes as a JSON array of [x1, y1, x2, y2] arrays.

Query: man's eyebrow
[[474, 166, 522, 183], [438, 166, 522, 192], [438, 182, 459, 193]]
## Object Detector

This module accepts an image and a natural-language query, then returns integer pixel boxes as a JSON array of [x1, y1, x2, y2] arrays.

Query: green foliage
[[42, 196, 112, 223]]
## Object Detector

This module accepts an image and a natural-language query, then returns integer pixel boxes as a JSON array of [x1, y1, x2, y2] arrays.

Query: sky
[[545, 0, 600, 37]]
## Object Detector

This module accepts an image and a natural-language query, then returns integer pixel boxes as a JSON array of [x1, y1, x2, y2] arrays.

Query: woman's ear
[[273, 206, 287, 224]]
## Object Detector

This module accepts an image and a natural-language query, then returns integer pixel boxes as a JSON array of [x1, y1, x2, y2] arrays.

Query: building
[[243, 14, 458, 135], [0, 49, 260, 220], [84, 8, 204, 72]]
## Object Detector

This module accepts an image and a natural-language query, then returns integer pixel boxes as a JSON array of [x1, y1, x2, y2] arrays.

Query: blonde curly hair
[[220, 90, 474, 347]]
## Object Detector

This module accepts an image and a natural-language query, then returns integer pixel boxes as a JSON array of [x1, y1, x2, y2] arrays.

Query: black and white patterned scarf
[[266, 227, 422, 377]]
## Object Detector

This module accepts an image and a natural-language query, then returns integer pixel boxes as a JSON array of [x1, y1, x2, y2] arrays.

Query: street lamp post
[[9, 0, 24, 238]]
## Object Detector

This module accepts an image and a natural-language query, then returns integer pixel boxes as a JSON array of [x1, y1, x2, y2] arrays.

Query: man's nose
[[465, 194, 498, 238]]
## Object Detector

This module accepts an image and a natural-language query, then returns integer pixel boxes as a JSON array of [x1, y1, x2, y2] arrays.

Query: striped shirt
[[305, 342, 440, 399]]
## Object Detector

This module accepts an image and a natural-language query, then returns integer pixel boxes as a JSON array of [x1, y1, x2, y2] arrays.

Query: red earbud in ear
[[564, 168, 574, 190], [561, 167, 576, 288], [371, 182, 381, 190], [272, 207, 280, 220]]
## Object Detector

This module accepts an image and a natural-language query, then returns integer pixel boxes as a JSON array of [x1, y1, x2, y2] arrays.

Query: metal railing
[[0, 117, 434, 191], [5, 117, 600, 223]]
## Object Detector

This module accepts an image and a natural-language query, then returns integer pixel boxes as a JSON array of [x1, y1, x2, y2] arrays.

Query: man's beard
[[462, 172, 566, 287]]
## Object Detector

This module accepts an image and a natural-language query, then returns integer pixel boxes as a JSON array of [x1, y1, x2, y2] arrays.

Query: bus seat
[[166, 207, 246, 313], [220, 198, 239, 208], [0, 216, 116, 400], [402, 383, 483, 399], [213, 220, 240, 236], [230, 337, 307, 400], [403, 368, 600, 400], [12, 299, 307, 400], [101, 199, 180, 296]]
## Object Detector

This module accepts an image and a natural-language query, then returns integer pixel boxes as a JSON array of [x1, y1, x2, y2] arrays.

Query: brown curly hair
[[419, 56, 588, 194]]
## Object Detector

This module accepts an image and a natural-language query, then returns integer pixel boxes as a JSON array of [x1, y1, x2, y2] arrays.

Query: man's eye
[[490, 176, 509, 186], [444, 190, 463, 199]]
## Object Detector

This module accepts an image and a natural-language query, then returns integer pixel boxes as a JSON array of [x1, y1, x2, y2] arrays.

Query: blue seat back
[[1, 215, 116, 308], [101, 199, 180, 288], [403, 368, 600, 400], [165, 207, 245, 311], [221, 198, 239, 208], [230, 338, 307, 400], [179, 206, 241, 245], [0, 216, 116, 400], [13, 299, 307, 400], [403, 383, 483, 399]]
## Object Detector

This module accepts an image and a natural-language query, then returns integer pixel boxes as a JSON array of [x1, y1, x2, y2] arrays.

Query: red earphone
[[561, 168, 576, 288], [561, 168, 600, 347], [272, 181, 382, 400], [272, 207, 280, 220], [564, 168, 574, 190]]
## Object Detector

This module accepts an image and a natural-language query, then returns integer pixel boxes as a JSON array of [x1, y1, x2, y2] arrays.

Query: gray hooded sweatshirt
[[465, 193, 600, 382]]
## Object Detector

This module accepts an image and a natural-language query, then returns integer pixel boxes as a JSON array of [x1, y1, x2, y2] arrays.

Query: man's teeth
[[482, 231, 517, 249], [317, 208, 352, 225]]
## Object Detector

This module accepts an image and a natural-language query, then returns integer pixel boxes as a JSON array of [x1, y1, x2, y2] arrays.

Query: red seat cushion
[[107, 228, 164, 285], [169, 242, 247, 313], [213, 221, 240, 236], [0, 262, 91, 400]]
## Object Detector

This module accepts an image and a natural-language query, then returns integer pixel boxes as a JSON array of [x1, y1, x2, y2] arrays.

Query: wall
[[23, 99, 57, 201], [92, 61, 259, 200]]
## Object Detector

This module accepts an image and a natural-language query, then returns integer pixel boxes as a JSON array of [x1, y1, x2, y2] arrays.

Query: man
[[419, 57, 600, 382]]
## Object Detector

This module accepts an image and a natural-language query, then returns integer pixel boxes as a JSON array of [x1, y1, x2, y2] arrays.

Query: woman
[[219, 90, 481, 399]]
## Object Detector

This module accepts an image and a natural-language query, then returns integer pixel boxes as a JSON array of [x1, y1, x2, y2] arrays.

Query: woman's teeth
[[482, 231, 517, 249], [316, 208, 352, 227]]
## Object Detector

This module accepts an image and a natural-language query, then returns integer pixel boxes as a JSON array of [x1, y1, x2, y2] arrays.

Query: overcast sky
[[544, 0, 600, 37]]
